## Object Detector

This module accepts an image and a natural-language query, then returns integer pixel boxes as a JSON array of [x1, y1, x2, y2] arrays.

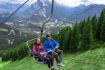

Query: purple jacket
[[33, 44, 46, 57]]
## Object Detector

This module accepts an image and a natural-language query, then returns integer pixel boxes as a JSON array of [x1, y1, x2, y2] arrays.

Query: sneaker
[[57, 63, 61, 66], [60, 63, 65, 67]]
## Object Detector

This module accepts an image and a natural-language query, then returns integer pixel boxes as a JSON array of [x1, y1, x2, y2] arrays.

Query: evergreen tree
[[63, 27, 71, 51], [91, 15, 97, 41], [96, 9, 104, 41], [81, 17, 93, 50], [59, 27, 68, 49], [69, 24, 79, 52], [100, 9, 105, 42]]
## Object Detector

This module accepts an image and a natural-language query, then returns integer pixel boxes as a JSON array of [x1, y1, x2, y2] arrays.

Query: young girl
[[33, 38, 54, 70]]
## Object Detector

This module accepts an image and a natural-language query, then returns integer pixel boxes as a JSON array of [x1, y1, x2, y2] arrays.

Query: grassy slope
[[1, 47, 105, 70]]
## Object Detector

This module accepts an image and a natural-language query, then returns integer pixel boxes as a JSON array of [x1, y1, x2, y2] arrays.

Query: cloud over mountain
[[0, 0, 105, 7]]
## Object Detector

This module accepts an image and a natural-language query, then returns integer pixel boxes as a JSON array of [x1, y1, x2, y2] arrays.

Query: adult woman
[[33, 38, 54, 70]]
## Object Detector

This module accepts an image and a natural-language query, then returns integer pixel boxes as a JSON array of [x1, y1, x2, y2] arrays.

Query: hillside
[[0, 23, 35, 50], [0, 46, 105, 70]]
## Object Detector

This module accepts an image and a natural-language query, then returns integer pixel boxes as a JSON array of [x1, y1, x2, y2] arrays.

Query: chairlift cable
[[0, 0, 29, 24]]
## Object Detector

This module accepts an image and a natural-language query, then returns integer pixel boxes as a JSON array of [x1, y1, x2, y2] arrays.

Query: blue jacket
[[44, 39, 60, 52]]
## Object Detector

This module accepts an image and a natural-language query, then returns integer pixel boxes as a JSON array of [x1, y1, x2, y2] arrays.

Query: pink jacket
[[33, 44, 46, 57]]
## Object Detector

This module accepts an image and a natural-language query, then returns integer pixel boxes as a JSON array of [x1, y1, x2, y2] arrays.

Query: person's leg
[[47, 57, 54, 70], [53, 52, 59, 63], [54, 49, 63, 63], [50, 56, 54, 70], [54, 49, 65, 66], [56, 49, 63, 63], [41, 56, 51, 69], [47, 60, 51, 69], [42, 53, 54, 70], [47, 52, 54, 70], [50, 56, 54, 67]]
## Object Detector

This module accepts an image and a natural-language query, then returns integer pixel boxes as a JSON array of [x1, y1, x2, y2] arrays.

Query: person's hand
[[40, 52, 44, 55], [55, 46, 59, 49], [47, 50, 54, 53], [54, 52, 58, 56]]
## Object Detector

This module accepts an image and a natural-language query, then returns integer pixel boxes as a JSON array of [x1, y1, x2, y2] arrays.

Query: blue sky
[[0, 0, 105, 7]]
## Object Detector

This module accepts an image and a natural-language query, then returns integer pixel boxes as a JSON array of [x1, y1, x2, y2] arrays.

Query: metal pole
[[40, 0, 54, 38]]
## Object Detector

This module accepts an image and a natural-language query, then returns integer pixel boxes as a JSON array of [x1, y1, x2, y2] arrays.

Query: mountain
[[0, 0, 105, 23], [0, 2, 29, 14], [22, 0, 105, 22], [68, 4, 105, 22], [21, 0, 73, 22], [21, 0, 52, 21]]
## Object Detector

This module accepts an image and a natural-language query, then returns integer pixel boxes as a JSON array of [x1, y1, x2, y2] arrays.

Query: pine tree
[[78, 20, 85, 50], [100, 9, 105, 42], [81, 17, 93, 50], [69, 24, 79, 52], [96, 9, 104, 41], [63, 27, 71, 51], [59, 27, 68, 49], [91, 15, 97, 41]]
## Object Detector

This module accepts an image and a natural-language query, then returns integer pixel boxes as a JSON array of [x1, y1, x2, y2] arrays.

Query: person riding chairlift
[[33, 38, 54, 70], [44, 34, 65, 67]]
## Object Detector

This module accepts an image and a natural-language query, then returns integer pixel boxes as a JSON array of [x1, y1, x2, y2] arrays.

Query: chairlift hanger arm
[[41, 0, 54, 37], [0, 0, 29, 24]]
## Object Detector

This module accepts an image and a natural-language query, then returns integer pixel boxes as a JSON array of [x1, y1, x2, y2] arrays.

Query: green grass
[[1, 47, 105, 70]]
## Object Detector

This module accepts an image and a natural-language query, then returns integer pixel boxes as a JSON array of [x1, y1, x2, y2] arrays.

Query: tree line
[[52, 9, 105, 52]]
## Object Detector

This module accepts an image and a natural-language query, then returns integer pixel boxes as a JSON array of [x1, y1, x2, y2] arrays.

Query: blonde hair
[[33, 38, 42, 47]]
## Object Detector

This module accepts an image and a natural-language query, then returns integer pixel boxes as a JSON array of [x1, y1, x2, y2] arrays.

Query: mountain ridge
[[22, 0, 105, 22], [0, 0, 105, 23]]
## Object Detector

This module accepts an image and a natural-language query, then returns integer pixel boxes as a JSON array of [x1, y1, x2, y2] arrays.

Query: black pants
[[40, 53, 54, 68]]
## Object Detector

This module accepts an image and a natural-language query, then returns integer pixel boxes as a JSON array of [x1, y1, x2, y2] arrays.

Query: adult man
[[44, 34, 64, 66]]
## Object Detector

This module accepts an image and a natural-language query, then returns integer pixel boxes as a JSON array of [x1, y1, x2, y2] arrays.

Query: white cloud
[[0, 0, 105, 7], [55, 0, 105, 7], [55, 0, 82, 7], [89, 0, 105, 4], [0, 0, 37, 4]]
